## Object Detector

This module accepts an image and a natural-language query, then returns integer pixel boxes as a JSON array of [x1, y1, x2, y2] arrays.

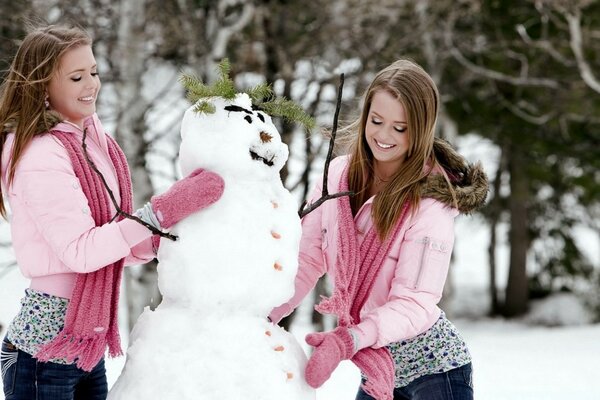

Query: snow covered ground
[[2, 263, 599, 399], [303, 319, 600, 400]]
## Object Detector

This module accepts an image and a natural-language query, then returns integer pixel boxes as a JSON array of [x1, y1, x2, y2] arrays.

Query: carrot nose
[[260, 131, 273, 143]]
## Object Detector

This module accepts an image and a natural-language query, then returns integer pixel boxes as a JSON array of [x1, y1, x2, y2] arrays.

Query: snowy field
[[2, 255, 599, 399]]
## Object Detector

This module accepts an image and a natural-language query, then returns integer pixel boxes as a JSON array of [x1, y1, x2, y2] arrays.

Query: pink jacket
[[1, 114, 154, 299], [272, 155, 463, 350]]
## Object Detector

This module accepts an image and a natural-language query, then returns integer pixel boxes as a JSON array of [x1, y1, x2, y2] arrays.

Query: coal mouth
[[249, 150, 274, 167]]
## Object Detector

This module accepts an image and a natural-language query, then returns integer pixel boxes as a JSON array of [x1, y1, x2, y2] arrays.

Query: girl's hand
[[304, 326, 356, 388], [150, 169, 224, 229]]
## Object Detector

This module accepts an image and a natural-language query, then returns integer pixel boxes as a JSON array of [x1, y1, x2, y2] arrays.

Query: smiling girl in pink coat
[[270, 60, 488, 400], [0, 25, 223, 400]]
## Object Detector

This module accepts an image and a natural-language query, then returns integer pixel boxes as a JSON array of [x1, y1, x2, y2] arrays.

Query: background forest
[[0, 0, 598, 335]]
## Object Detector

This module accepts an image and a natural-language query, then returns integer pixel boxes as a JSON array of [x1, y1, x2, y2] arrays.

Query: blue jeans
[[1, 337, 108, 400], [355, 363, 473, 400]]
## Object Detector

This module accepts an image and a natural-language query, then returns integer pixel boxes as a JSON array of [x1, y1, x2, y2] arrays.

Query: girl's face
[[365, 90, 409, 176], [47, 45, 100, 129]]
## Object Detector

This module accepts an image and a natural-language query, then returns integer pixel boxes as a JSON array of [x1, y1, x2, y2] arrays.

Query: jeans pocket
[[1, 338, 18, 396]]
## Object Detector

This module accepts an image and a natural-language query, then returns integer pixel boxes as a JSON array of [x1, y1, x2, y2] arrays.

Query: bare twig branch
[[443, 15, 559, 89], [449, 46, 560, 89], [0, 260, 17, 279], [81, 128, 177, 241], [298, 73, 354, 218], [516, 23, 575, 67], [564, 9, 600, 94], [499, 97, 557, 125]]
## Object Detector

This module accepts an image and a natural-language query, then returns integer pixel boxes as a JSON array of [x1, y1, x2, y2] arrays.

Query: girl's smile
[[47, 45, 100, 130]]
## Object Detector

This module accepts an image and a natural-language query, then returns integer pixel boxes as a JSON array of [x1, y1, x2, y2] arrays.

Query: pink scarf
[[316, 164, 409, 400], [35, 128, 132, 371]]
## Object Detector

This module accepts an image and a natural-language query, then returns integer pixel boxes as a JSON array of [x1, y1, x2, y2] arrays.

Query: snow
[[2, 270, 600, 399], [1, 101, 599, 398]]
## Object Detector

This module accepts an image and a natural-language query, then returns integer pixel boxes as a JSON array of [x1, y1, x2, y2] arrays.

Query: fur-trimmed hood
[[421, 138, 489, 214]]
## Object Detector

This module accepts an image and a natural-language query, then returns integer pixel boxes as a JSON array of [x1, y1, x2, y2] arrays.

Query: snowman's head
[[179, 93, 288, 181]]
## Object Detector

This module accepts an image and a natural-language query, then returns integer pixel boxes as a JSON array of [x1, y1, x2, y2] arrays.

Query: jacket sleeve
[[124, 237, 156, 265], [269, 179, 327, 323], [11, 138, 153, 274], [353, 199, 457, 349]]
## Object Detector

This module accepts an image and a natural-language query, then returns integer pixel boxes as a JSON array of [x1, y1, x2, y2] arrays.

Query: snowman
[[108, 66, 316, 400]]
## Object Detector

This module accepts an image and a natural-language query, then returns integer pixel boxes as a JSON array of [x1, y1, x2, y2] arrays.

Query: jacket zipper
[[414, 236, 430, 289]]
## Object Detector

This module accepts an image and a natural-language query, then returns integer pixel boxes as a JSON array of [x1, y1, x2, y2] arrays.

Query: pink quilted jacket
[[1, 114, 154, 299], [271, 155, 459, 349]]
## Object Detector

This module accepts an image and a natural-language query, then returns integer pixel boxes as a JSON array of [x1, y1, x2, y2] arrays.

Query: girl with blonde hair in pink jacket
[[270, 60, 488, 400], [0, 25, 223, 400]]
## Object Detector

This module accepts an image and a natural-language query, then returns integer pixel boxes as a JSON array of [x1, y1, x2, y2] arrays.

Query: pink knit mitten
[[150, 169, 224, 229], [305, 327, 355, 388]]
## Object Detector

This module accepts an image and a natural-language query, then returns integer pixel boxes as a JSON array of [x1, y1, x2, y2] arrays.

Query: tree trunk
[[503, 146, 529, 317], [114, 0, 160, 331], [487, 143, 506, 316]]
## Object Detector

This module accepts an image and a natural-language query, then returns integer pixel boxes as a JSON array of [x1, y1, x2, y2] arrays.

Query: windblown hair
[[345, 59, 455, 239], [0, 25, 91, 218]]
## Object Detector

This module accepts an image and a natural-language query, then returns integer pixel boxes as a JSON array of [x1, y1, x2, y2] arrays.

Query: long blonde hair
[[347, 59, 443, 239], [0, 25, 91, 218]]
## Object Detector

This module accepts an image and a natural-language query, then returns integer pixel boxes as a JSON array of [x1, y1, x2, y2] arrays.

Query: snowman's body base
[[109, 303, 314, 400]]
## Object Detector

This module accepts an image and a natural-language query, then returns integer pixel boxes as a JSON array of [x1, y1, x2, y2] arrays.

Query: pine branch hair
[[180, 58, 315, 131]]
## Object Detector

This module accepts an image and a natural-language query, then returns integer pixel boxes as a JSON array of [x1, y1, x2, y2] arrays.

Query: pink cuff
[[353, 319, 378, 350], [117, 218, 154, 248], [125, 237, 156, 265], [268, 303, 293, 324]]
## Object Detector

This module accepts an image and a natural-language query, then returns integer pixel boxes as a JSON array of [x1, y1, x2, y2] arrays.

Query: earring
[[44, 96, 50, 110]]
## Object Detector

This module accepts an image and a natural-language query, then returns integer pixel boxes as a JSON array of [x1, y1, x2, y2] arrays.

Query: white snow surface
[[108, 93, 314, 399], [0, 270, 597, 399]]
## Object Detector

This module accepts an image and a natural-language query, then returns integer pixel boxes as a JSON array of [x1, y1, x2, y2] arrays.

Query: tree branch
[[81, 128, 177, 241], [443, 15, 560, 89], [516, 23, 575, 67], [0, 260, 17, 279], [564, 9, 600, 94], [449, 45, 560, 89], [499, 97, 557, 125], [298, 73, 354, 218]]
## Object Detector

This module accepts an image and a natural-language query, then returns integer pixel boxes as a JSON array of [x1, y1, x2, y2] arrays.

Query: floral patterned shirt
[[384, 311, 471, 387], [6, 289, 70, 364]]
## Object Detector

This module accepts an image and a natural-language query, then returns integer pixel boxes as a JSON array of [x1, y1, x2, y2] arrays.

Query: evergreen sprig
[[246, 83, 273, 103], [180, 58, 315, 131], [193, 101, 216, 114], [260, 97, 316, 131]]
